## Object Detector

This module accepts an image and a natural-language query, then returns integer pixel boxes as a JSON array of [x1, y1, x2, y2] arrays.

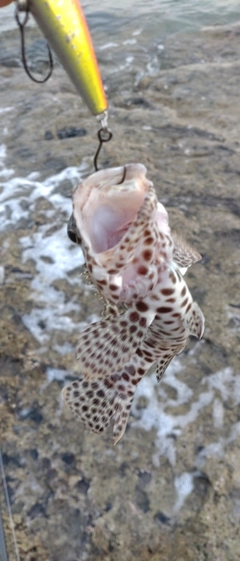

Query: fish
[[63, 163, 205, 443]]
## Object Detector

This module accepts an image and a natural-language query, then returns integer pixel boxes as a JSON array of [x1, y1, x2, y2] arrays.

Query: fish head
[[72, 163, 151, 252], [71, 163, 171, 302]]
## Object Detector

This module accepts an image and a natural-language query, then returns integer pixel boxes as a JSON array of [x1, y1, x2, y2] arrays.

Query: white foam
[[0, 143, 14, 179], [0, 147, 88, 230], [132, 29, 142, 36], [132, 360, 240, 469], [0, 266, 4, 284], [46, 367, 69, 384], [21, 225, 83, 283], [212, 397, 224, 428], [1, 144, 89, 346], [202, 366, 240, 405], [227, 306, 240, 332], [123, 39, 137, 45], [0, 107, 13, 115], [53, 342, 74, 356], [174, 472, 195, 512], [99, 42, 119, 50], [228, 421, 240, 443]]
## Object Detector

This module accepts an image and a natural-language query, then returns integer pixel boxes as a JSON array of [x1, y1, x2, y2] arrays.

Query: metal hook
[[93, 128, 126, 184], [117, 165, 127, 184], [15, 1, 54, 84], [93, 127, 113, 171]]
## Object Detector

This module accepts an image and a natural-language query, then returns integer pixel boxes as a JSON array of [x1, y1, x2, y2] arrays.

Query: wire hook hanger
[[93, 127, 113, 172], [15, 0, 53, 84]]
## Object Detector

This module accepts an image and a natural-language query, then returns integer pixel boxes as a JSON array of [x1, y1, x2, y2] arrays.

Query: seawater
[[1, 0, 240, 35]]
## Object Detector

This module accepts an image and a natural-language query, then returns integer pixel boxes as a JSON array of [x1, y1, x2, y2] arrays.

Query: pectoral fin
[[184, 301, 205, 339]]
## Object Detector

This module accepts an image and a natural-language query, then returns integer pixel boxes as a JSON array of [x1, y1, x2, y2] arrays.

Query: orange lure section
[[28, 0, 107, 116]]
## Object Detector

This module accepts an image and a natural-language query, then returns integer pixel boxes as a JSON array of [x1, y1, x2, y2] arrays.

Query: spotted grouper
[[63, 163, 205, 443]]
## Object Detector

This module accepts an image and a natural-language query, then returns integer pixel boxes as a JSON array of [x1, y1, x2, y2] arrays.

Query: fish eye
[[68, 228, 78, 244], [67, 214, 81, 245]]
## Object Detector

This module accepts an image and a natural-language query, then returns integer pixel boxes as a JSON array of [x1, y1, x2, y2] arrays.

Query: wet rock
[[1, 18, 240, 561], [44, 130, 54, 140], [18, 404, 43, 424], [27, 502, 46, 520], [153, 511, 171, 524], [135, 488, 150, 513], [57, 127, 87, 139], [75, 478, 90, 495], [29, 449, 39, 460]]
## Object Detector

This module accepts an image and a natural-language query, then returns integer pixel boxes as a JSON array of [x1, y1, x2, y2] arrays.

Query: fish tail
[[63, 355, 149, 443]]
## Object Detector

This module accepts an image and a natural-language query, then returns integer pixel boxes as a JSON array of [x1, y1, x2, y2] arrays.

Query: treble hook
[[15, 0, 53, 84]]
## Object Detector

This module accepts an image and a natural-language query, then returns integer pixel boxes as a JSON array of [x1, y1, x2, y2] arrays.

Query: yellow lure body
[[29, 0, 107, 116]]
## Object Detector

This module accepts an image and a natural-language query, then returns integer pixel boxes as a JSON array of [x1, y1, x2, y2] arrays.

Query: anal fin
[[156, 354, 176, 383]]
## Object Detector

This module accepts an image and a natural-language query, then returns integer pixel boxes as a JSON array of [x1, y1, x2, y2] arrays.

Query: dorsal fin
[[172, 233, 202, 274]]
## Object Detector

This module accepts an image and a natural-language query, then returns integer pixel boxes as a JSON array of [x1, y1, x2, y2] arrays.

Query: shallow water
[[1, 0, 240, 34], [0, 2, 240, 561]]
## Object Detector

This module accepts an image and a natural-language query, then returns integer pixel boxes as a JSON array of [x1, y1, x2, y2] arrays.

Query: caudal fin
[[63, 360, 147, 443]]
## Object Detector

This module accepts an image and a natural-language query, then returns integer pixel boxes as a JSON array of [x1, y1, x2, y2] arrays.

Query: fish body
[[64, 164, 204, 443]]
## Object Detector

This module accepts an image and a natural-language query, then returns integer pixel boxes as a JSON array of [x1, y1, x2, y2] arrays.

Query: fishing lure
[[15, 0, 107, 118]]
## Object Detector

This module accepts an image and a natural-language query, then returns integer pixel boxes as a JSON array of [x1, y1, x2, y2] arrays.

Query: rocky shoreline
[[0, 20, 240, 561]]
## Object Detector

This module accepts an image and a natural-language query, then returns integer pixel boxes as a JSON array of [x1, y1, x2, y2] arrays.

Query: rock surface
[[0, 19, 240, 561]]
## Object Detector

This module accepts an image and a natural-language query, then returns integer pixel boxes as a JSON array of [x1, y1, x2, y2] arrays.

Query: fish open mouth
[[73, 163, 152, 254], [90, 206, 135, 253]]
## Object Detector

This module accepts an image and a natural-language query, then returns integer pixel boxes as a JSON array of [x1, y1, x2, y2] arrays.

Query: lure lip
[[28, 0, 108, 116]]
